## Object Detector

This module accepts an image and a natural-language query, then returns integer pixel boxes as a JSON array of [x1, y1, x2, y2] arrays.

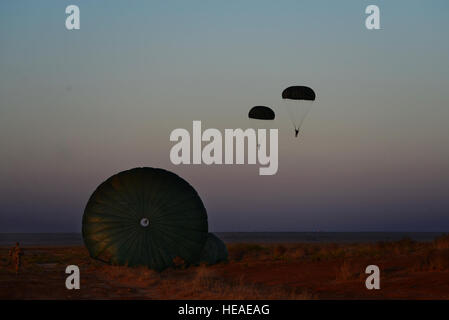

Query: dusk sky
[[1, 1, 449, 232]]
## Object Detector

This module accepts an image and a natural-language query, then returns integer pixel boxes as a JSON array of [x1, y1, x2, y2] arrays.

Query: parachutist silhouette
[[282, 86, 316, 139]]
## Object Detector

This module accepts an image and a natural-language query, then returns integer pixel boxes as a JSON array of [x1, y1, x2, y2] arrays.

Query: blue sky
[[1, 1, 449, 232]]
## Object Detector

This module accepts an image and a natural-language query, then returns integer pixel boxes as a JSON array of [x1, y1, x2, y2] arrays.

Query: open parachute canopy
[[282, 86, 316, 135], [282, 86, 316, 101], [248, 106, 275, 120], [198, 233, 228, 265], [82, 167, 208, 271]]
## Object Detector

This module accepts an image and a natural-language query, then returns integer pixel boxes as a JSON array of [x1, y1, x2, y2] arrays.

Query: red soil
[[1, 241, 449, 300]]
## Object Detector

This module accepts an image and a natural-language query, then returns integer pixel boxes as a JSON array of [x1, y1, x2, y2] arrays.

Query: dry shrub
[[272, 245, 287, 259], [393, 237, 416, 255], [228, 243, 267, 261], [158, 265, 314, 299], [434, 234, 449, 250], [100, 265, 160, 287], [290, 247, 306, 260], [418, 249, 449, 271], [335, 260, 355, 281], [192, 265, 218, 289], [172, 256, 186, 269], [314, 244, 347, 261], [375, 241, 388, 251], [228, 244, 308, 262], [218, 279, 314, 300]]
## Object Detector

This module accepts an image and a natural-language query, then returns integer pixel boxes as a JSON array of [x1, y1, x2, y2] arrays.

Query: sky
[[1, 0, 449, 232]]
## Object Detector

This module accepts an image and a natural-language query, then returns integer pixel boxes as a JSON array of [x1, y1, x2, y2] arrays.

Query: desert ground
[[1, 235, 449, 299]]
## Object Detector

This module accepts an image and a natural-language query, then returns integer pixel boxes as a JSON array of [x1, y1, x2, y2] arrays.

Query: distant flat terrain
[[0, 232, 444, 247]]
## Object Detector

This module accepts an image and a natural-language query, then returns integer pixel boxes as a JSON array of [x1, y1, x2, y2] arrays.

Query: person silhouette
[[295, 128, 299, 138], [9, 242, 23, 275]]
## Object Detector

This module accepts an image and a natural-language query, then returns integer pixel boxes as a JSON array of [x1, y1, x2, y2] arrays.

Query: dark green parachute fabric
[[248, 106, 275, 120], [82, 167, 208, 271], [282, 86, 316, 101], [198, 233, 228, 265]]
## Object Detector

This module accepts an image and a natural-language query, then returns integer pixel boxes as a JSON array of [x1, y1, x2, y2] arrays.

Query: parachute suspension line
[[281, 86, 316, 133], [296, 102, 313, 132], [283, 102, 297, 130]]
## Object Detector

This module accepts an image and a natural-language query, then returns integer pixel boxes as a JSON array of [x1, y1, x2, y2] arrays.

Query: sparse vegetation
[[155, 265, 313, 299], [335, 260, 355, 281], [434, 234, 449, 250], [228, 243, 267, 261], [2, 235, 449, 299]]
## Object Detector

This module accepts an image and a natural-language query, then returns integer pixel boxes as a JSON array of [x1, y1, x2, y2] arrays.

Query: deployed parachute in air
[[198, 233, 228, 265], [248, 106, 275, 149], [248, 106, 275, 120], [281, 86, 316, 137], [82, 167, 208, 271]]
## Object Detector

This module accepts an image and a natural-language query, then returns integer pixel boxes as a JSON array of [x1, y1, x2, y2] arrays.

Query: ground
[[1, 236, 449, 299]]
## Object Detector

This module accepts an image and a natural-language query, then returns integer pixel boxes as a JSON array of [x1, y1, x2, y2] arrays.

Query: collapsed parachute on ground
[[248, 106, 275, 120], [82, 167, 208, 271], [198, 233, 228, 265], [281, 86, 316, 137]]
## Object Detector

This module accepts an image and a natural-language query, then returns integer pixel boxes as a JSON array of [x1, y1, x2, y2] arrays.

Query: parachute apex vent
[[140, 218, 149, 227]]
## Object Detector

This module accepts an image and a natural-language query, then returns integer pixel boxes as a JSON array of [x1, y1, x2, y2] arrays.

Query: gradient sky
[[1, 1, 449, 232]]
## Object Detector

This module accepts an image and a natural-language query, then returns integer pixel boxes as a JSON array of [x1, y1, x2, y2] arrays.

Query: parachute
[[248, 106, 275, 149], [248, 106, 275, 120], [82, 167, 208, 271], [198, 233, 228, 265], [281, 86, 316, 136], [282, 86, 316, 101]]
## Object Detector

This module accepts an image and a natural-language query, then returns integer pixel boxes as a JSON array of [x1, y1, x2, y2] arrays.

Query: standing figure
[[295, 128, 299, 138], [9, 242, 24, 275]]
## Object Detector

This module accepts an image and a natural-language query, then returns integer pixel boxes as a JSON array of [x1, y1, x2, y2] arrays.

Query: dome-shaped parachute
[[198, 233, 228, 265], [248, 106, 275, 120], [281, 86, 316, 137], [82, 167, 208, 271], [282, 86, 316, 101]]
